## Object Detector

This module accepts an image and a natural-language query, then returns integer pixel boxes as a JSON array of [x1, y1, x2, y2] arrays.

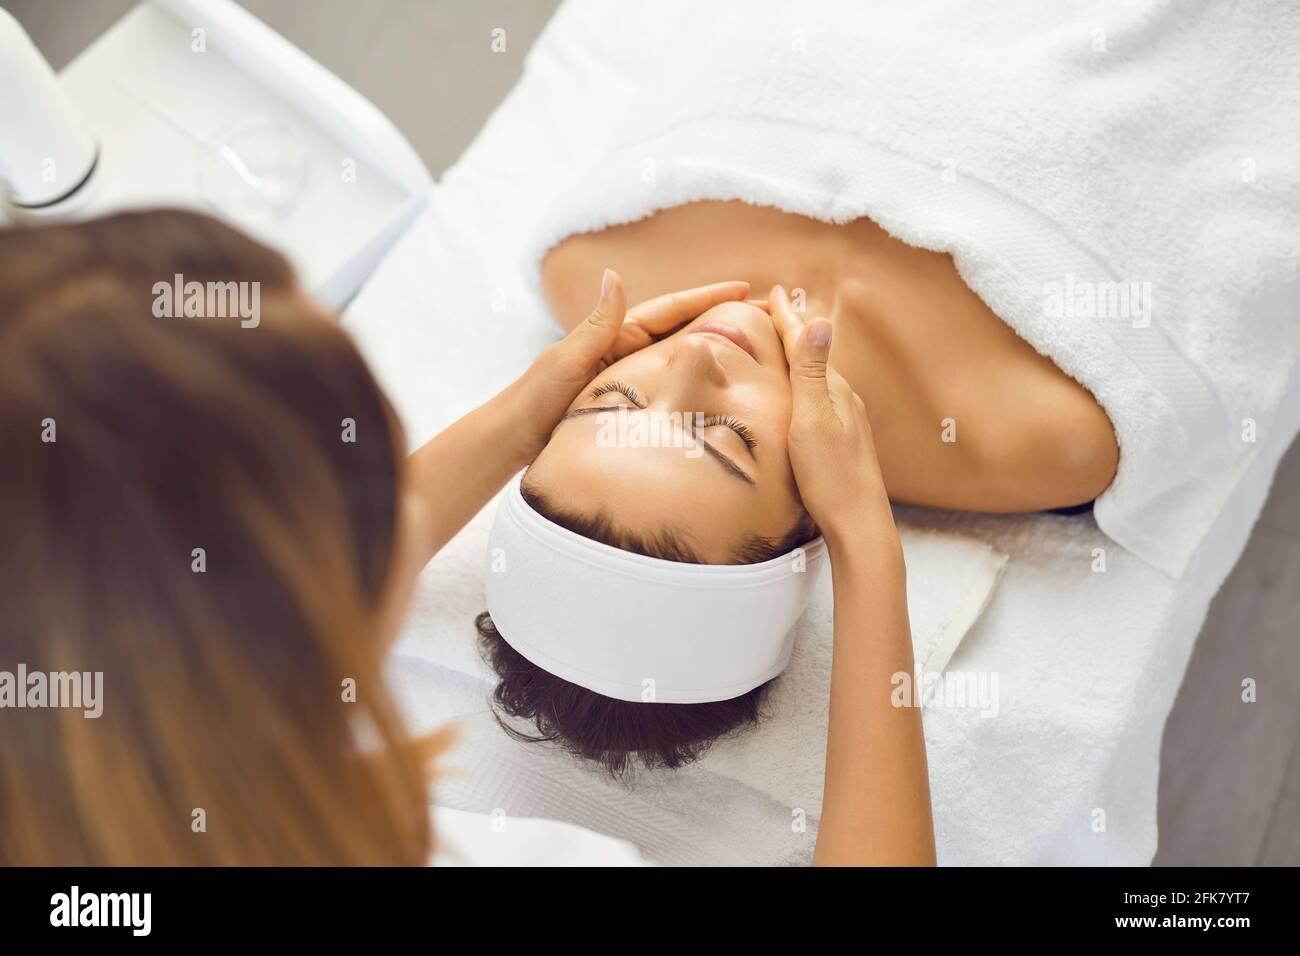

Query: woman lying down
[[473, 202, 1120, 831], [2, 209, 1112, 865]]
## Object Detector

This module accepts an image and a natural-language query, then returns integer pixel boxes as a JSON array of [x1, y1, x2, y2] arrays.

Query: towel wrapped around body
[[520, 0, 1300, 577]]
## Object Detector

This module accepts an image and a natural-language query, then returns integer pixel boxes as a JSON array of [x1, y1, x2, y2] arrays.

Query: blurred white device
[[0, 0, 433, 307], [0, 7, 99, 208]]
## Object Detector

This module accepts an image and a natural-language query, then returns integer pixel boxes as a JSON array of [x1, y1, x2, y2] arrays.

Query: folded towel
[[519, 0, 1300, 578], [703, 527, 1008, 816]]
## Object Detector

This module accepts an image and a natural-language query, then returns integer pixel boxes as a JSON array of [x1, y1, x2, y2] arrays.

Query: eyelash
[[588, 382, 757, 450], [589, 380, 644, 405], [702, 415, 757, 450]]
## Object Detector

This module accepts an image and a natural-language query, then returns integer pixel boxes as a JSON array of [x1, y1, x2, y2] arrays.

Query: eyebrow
[[559, 406, 756, 487]]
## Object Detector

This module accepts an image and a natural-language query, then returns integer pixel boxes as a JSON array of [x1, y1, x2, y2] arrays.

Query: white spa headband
[[484, 476, 827, 704]]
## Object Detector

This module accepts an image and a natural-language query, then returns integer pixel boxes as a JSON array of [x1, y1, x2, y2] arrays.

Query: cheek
[[770, 390, 794, 430]]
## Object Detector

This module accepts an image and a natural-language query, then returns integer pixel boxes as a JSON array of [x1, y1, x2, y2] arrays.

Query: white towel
[[429, 806, 648, 867], [343, 1, 1300, 863], [518, 0, 1300, 578], [703, 528, 1007, 816]]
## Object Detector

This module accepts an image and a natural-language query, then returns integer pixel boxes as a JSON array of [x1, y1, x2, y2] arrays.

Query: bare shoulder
[[972, 371, 1119, 511], [540, 235, 604, 333]]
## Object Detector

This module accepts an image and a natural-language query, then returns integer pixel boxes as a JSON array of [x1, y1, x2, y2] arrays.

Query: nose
[[671, 332, 729, 381], [660, 332, 729, 410]]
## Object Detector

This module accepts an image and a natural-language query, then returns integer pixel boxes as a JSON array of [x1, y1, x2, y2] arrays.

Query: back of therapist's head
[[0, 210, 434, 864]]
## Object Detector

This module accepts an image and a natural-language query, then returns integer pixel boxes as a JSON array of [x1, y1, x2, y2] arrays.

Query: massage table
[[343, 0, 1300, 865]]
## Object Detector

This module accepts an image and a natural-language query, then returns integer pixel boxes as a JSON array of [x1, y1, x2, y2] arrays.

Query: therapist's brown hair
[[0, 210, 436, 864]]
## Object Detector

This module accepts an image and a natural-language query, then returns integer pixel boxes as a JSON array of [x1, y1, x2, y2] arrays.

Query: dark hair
[[477, 482, 817, 775]]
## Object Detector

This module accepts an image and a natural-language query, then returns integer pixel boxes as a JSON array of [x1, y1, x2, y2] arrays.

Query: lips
[[692, 321, 758, 361]]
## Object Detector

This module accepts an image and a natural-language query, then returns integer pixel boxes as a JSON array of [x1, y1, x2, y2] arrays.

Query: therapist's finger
[[569, 268, 627, 359], [789, 317, 835, 418], [769, 285, 809, 368], [625, 280, 750, 336]]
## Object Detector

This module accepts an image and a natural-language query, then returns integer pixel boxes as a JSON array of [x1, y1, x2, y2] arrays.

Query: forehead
[[528, 429, 798, 565]]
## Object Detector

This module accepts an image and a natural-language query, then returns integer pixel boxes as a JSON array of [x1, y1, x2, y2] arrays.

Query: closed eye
[[589, 379, 646, 407], [558, 394, 757, 486], [701, 414, 757, 452], [583, 383, 757, 456]]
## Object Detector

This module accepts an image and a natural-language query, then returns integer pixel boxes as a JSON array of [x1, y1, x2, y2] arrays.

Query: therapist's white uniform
[[429, 807, 648, 867]]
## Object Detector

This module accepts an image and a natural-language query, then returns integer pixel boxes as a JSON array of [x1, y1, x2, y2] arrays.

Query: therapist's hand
[[770, 285, 887, 543], [504, 270, 750, 461], [771, 285, 932, 866]]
